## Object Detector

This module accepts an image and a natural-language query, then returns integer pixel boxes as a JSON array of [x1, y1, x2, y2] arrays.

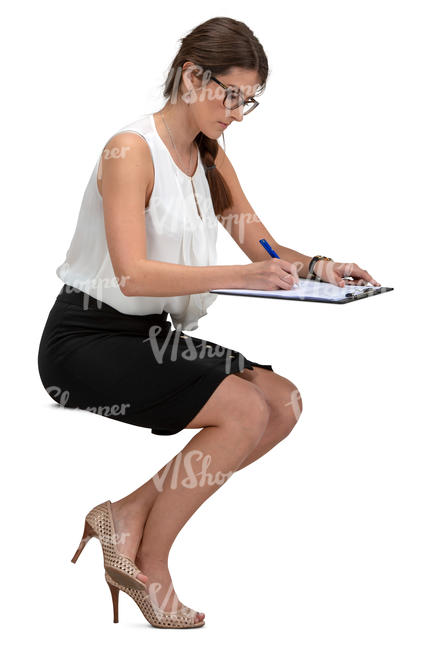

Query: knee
[[272, 379, 303, 437], [226, 383, 270, 444]]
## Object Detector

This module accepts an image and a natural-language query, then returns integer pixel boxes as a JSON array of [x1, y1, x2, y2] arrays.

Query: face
[[182, 64, 262, 138]]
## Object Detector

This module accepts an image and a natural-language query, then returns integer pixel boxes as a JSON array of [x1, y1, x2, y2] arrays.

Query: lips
[[218, 121, 229, 129]]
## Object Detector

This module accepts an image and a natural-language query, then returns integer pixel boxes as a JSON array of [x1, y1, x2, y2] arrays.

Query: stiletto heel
[[71, 519, 96, 563], [104, 571, 205, 628], [107, 580, 120, 623], [72, 500, 205, 628]]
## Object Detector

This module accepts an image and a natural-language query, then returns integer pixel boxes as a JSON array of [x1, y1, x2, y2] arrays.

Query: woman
[[37, 17, 380, 629]]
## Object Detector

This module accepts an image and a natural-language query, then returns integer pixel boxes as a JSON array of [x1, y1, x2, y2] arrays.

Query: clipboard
[[210, 278, 394, 304]]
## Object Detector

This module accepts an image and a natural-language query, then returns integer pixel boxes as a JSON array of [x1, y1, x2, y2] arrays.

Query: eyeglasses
[[210, 76, 259, 115]]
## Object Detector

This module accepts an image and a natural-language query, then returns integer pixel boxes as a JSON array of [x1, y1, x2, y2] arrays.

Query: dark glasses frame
[[210, 75, 260, 115]]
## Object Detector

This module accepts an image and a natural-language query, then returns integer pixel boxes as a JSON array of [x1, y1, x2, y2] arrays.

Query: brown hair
[[161, 17, 269, 217]]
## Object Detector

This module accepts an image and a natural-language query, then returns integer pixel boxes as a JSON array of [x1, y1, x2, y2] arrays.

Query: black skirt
[[37, 284, 274, 435]]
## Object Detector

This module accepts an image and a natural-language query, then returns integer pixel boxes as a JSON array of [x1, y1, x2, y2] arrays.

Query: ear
[[182, 61, 203, 93]]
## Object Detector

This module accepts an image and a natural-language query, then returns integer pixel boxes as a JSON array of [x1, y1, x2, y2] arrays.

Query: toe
[[136, 571, 148, 585]]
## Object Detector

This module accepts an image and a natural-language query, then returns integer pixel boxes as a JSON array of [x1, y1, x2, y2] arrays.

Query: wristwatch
[[308, 255, 333, 280]]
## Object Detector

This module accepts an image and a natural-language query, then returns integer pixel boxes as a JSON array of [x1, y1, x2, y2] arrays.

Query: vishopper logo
[[146, 193, 218, 234], [284, 387, 303, 422], [146, 579, 199, 621], [61, 274, 131, 309], [97, 145, 132, 184], [45, 385, 131, 417], [152, 450, 234, 492], [97, 531, 131, 545], [142, 325, 245, 374], [101, 145, 131, 160], [168, 63, 261, 109], [218, 211, 269, 245]]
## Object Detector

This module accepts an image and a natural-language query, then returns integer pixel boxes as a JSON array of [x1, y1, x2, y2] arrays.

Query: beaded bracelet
[[308, 255, 333, 280]]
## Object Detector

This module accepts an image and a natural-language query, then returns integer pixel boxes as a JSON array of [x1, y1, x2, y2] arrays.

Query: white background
[[2, 1, 436, 648]]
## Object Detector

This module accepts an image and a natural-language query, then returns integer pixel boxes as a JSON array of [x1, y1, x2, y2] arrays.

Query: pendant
[[190, 177, 203, 220]]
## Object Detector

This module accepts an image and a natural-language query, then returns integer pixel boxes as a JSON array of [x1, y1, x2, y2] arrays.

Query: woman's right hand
[[240, 259, 301, 291]]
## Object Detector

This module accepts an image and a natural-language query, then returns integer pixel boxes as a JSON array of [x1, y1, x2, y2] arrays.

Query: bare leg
[[110, 369, 302, 619], [111, 369, 302, 557]]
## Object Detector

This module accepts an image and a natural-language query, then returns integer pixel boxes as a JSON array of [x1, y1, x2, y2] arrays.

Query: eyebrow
[[231, 84, 255, 101]]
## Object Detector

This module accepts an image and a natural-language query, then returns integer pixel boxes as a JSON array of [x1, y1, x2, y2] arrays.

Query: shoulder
[[97, 131, 155, 204], [98, 131, 154, 192], [102, 131, 153, 168]]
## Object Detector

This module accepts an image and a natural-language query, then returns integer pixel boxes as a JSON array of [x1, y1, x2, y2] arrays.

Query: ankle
[[113, 480, 160, 511], [136, 551, 169, 571], [111, 496, 147, 517]]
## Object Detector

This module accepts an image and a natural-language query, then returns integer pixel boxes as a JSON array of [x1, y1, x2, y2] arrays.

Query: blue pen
[[258, 239, 300, 287], [259, 238, 280, 258]]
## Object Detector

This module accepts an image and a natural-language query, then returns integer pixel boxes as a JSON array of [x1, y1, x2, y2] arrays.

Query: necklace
[[160, 112, 203, 221]]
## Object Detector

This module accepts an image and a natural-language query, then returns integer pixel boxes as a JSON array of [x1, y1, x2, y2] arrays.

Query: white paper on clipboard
[[210, 278, 377, 302]]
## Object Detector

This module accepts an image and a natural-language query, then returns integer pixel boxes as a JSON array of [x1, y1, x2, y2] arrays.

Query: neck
[[155, 100, 200, 157]]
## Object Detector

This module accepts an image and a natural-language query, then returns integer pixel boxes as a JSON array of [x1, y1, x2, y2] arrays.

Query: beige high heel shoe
[[105, 569, 205, 628], [71, 500, 205, 628]]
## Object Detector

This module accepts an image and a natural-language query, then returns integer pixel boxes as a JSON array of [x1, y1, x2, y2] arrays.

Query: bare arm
[[100, 132, 245, 297], [123, 260, 246, 297]]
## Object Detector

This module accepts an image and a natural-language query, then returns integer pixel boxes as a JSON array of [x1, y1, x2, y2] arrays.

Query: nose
[[225, 105, 244, 122]]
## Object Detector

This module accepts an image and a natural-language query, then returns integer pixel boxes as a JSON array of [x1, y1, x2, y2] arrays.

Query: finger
[[277, 277, 296, 290], [278, 258, 297, 278], [351, 265, 381, 287], [281, 273, 298, 288], [291, 268, 300, 285], [337, 275, 358, 287], [278, 260, 300, 285]]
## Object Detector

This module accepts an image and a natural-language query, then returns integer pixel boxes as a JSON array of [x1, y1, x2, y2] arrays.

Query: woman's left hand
[[313, 260, 381, 288]]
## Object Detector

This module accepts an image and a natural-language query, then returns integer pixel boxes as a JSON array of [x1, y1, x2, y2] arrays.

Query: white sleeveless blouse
[[55, 112, 218, 331]]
